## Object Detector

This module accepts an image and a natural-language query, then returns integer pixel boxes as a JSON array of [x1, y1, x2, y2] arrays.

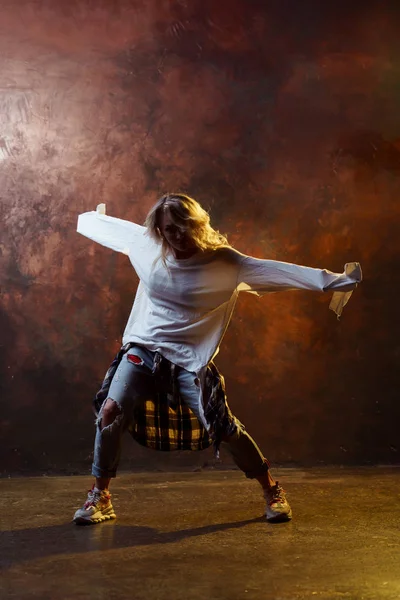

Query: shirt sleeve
[[237, 254, 362, 317], [77, 211, 147, 255]]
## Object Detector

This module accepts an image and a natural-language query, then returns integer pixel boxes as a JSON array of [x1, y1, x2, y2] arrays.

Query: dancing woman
[[73, 193, 361, 524]]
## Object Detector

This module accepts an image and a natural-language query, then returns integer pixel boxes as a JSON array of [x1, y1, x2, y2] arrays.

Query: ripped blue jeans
[[92, 345, 269, 479]]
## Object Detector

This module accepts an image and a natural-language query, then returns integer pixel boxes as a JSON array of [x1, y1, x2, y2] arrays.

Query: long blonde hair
[[144, 193, 231, 263]]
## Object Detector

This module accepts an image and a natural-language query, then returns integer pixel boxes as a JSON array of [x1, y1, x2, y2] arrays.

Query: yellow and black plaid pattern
[[94, 343, 235, 454], [128, 397, 211, 451]]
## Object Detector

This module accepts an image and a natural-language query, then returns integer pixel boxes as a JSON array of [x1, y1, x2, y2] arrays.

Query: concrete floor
[[1, 467, 400, 600]]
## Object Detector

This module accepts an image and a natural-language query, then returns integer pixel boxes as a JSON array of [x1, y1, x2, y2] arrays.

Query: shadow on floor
[[0, 515, 268, 569]]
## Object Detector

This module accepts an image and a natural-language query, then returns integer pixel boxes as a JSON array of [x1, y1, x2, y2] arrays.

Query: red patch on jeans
[[127, 354, 144, 366]]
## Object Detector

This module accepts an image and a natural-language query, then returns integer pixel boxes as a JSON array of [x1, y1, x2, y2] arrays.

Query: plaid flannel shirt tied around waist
[[93, 344, 239, 455]]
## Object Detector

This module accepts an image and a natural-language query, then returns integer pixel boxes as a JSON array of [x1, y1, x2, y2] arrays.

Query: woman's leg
[[177, 367, 292, 522], [91, 347, 155, 484], [176, 368, 271, 480], [73, 346, 156, 525], [221, 427, 275, 487]]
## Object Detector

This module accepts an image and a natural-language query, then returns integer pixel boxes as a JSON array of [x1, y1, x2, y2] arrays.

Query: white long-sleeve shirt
[[77, 211, 362, 373]]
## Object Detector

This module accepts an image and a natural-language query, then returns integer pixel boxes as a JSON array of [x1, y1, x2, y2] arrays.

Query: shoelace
[[84, 489, 103, 508], [267, 483, 286, 506]]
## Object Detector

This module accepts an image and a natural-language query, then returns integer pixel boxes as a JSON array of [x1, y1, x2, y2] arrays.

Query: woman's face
[[158, 210, 198, 259]]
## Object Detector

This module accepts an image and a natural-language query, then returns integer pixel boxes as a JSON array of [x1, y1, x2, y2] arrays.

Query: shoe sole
[[73, 512, 117, 525], [266, 510, 292, 523]]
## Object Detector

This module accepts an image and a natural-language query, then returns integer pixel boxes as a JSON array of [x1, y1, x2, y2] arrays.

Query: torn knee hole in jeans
[[96, 398, 124, 432]]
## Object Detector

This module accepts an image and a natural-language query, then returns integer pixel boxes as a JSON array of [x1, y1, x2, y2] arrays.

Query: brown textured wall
[[1, 0, 399, 474]]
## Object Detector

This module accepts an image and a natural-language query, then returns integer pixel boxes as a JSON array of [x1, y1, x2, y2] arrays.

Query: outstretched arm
[[238, 255, 361, 293], [77, 204, 146, 255], [237, 253, 362, 317]]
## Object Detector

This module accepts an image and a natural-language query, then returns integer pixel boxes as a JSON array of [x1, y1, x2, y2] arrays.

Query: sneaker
[[264, 481, 292, 522], [73, 487, 116, 525]]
